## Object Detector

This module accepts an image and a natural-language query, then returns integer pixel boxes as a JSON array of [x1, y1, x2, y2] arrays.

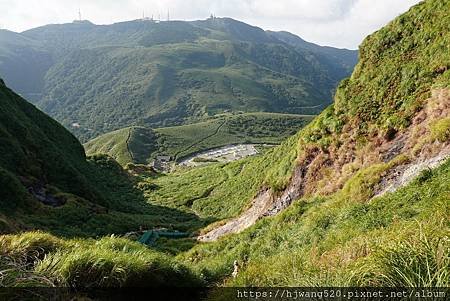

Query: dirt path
[[374, 147, 450, 198], [197, 148, 318, 242]]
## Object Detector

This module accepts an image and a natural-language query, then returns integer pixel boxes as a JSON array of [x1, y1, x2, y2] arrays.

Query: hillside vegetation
[[0, 79, 205, 237], [0, 18, 356, 141], [145, 0, 450, 285], [1, 158, 448, 289], [0, 0, 449, 293], [194, 0, 450, 240], [84, 113, 314, 165]]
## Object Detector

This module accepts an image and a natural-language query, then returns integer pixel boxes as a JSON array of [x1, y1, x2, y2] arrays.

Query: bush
[[430, 117, 450, 142]]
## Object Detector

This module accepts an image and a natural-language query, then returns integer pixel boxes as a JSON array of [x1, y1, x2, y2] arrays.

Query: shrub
[[430, 117, 450, 142]]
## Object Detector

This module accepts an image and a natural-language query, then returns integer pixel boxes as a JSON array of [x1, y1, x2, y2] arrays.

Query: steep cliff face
[[200, 0, 450, 241]]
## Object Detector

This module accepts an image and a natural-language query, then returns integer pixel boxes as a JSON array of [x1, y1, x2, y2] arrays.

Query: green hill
[[148, 0, 450, 287], [0, 78, 205, 237], [84, 113, 314, 165], [135, 0, 450, 285], [0, 18, 356, 141], [1, 0, 449, 292]]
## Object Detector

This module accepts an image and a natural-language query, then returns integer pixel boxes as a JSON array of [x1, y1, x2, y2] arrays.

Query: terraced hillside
[[84, 113, 314, 165], [0, 18, 356, 141]]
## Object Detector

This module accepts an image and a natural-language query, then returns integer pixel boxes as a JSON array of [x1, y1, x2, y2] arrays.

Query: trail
[[125, 127, 134, 162], [198, 149, 450, 242], [374, 148, 450, 198], [174, 118, 228, 160], [198, 189, 272, 242], [289, 103, 329, 110]]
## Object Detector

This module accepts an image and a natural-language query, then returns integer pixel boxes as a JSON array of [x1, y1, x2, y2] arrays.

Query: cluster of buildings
[[150, 155, 172, 172]]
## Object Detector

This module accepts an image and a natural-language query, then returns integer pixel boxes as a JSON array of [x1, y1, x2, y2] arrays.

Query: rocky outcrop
[[199, 89, 450, 242], [27, 184, 65, 207]]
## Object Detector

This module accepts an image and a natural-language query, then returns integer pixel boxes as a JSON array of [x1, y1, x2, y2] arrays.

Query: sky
[[0, 0, 422, 49]]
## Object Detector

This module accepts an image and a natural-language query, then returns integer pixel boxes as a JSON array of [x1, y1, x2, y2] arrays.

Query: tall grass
[[0, 233, 57, 287], [353, 225, 449, 287], [178, 158, 450, 287]]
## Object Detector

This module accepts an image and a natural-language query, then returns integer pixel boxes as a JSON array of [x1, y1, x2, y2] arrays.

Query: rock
[[27, 184, 66, 207]]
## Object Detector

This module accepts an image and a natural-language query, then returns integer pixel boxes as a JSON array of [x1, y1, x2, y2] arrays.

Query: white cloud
[[0, 0, 422, 49]]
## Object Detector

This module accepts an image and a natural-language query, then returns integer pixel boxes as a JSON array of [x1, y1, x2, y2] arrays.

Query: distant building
[[150, 160, 163, 171], [151, 155, 172, 172]]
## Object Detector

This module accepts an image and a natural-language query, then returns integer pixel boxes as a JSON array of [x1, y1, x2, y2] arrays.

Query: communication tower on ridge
[[142, 10, 151, 21], [73, 8, 86, 23]]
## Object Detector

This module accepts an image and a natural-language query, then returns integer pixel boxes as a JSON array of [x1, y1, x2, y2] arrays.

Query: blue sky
[[0, 0, 422, 49]]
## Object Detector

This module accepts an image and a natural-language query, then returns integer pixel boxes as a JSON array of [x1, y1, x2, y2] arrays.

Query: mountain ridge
[[0, 17, 357, 141], [0, 0, 449, 290]]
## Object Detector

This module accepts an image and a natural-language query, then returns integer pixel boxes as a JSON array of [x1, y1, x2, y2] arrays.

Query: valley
[[0, 18, 356, 141], [0, 0, 449, 297], [84, 112, 314, 166]]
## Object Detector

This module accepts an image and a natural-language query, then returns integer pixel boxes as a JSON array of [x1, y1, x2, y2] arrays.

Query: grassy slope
[[84, 112, 314, 165], [1, 0, 449, 290], [138, 125, 307, 221], [1, 159, 448, 288], [0, 80, 205, 237], [180, 158, 449, 288], [172, 0, 450, 287], [142, 0, 450, 286]]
